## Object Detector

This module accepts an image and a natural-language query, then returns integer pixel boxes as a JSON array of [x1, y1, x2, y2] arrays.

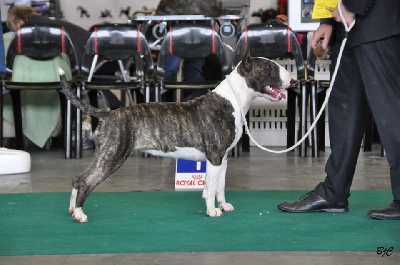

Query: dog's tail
[[58, 68, 109, 119]]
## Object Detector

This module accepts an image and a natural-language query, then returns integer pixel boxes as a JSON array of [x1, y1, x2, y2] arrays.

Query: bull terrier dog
[[60, 48, 292, 222]]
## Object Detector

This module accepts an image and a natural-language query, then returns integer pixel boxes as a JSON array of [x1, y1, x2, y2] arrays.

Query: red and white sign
[[175, 159, 206, 191]]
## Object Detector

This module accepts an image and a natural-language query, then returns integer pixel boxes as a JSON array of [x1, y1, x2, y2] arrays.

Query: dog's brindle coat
[[156, 0, 224, 17], [60, 50, 291, 222]]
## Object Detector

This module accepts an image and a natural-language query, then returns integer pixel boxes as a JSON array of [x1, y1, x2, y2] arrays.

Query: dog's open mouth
[[264, 86, 286, 101]]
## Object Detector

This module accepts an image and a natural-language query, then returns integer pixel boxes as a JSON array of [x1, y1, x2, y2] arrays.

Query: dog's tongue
[[265, 86, 286, 100]]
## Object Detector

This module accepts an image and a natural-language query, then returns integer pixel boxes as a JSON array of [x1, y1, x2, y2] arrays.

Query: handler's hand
[[311, 24, 333, 50], [329, 5, 355, 27]]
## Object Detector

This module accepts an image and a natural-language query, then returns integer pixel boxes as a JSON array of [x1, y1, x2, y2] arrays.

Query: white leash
[[231, 0, 355, 153]]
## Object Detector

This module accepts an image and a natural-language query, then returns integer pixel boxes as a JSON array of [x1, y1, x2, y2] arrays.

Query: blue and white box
[[175, 159, 206, 190]]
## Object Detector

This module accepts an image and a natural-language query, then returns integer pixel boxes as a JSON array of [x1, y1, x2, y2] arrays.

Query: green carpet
[[0, 190, 399, 256]]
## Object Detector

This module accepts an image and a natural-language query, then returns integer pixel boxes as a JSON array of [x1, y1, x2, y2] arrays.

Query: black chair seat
[[83, 80, 143, 90], [163, 80, 221, 90], [4, 81, 62, 90]]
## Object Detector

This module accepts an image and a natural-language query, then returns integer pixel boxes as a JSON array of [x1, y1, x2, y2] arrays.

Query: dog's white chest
[[213, 72, 255, 150]]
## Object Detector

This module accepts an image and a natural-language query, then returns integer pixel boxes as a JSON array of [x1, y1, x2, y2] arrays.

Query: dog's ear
[[241, 44, 252, 68]]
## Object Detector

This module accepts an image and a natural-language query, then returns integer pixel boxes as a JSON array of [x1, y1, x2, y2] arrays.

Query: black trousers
[[315, 34, 400, 203]]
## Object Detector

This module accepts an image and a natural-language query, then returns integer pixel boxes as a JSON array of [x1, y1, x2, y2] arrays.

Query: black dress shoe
[[277, 191, 349, 213], [368, 200, 400, 220]]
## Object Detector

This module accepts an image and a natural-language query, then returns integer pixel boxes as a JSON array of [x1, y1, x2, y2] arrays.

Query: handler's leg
[[357, 35, 400, 202], [277, 46, 371, 213], [315, 47, 371, 204]]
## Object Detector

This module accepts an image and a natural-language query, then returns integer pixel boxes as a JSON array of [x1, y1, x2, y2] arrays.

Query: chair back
[[81, 23, 154, 78], [6, 23, 80, 78], [233, 20, 305, 80], [156, 24, 230, 80]]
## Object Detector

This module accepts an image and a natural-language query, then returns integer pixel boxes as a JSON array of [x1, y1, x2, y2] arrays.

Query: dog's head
[[237, 46, 292, 102]]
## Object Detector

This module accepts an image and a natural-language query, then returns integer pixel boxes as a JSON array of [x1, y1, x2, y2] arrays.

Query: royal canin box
[[175, 159, 206, 190]]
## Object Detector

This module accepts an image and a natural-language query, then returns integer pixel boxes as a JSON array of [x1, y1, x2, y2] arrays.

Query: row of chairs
[[0, 23, 153, 159], [0, 20, 328, 159]]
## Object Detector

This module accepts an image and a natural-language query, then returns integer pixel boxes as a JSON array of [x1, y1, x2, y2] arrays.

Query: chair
[[78, 23, 154, 158], [1, 23, 80, 159], [155, 23, 239, 156], [155, 23, 230, 103], [233, 20, 309, 157]]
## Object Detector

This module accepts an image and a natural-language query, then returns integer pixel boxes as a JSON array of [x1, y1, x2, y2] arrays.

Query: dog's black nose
[[290, 79, 296, 85]]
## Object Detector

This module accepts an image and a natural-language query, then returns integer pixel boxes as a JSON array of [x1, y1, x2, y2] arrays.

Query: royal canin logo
[[192, 174, 202, 179]]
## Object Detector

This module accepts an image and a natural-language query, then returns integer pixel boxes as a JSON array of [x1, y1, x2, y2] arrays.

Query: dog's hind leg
[[202, 160, 224, 217], [216, 157, 235, 212], [69, 145, 132, 222]]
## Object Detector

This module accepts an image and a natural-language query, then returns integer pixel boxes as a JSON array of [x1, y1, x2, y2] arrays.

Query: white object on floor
[[0, 148, 31, 175]]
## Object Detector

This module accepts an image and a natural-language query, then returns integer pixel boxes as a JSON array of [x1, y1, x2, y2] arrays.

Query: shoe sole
[[368, 215, 400, 220], [321, 208, 349, 213], [278, 206, 349, 213]]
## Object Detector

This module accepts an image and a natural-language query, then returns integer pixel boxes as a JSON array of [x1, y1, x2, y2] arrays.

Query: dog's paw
[[68, 206, 74, 214], [207, 208, 224, 217], [219, 202, 235, 212], [72, 207, 88, 223]]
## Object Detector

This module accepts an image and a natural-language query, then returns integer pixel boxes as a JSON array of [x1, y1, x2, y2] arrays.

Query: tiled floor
[[0, 144, 398, 265]]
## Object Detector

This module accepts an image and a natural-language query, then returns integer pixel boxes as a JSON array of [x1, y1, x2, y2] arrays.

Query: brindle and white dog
[[60, 48, 291, 222]]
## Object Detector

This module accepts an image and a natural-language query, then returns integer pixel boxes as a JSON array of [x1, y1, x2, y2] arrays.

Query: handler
[[278, 0, 400, 220]]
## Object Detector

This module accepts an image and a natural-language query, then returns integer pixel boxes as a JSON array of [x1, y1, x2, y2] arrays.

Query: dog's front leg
[[202, 160, 223, 217], [216, 157, 235, 212]]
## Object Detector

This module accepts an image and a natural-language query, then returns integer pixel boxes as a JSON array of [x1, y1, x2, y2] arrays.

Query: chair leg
[[298, 81, 308, 157], [286, 89, 297, 151], [157, 81, 164, 103], [231, 141, 240, 157], [58, 92, 72, 159], [75, 84, 82, 159], [317, 89, 327, 152], [10, 90, 24, 150], [141, 82, 152, 159], [146, 82, 152, 103], [309, 81, 319, 157], [241, 113, 250, 152], [65, 98, 72, 159]]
